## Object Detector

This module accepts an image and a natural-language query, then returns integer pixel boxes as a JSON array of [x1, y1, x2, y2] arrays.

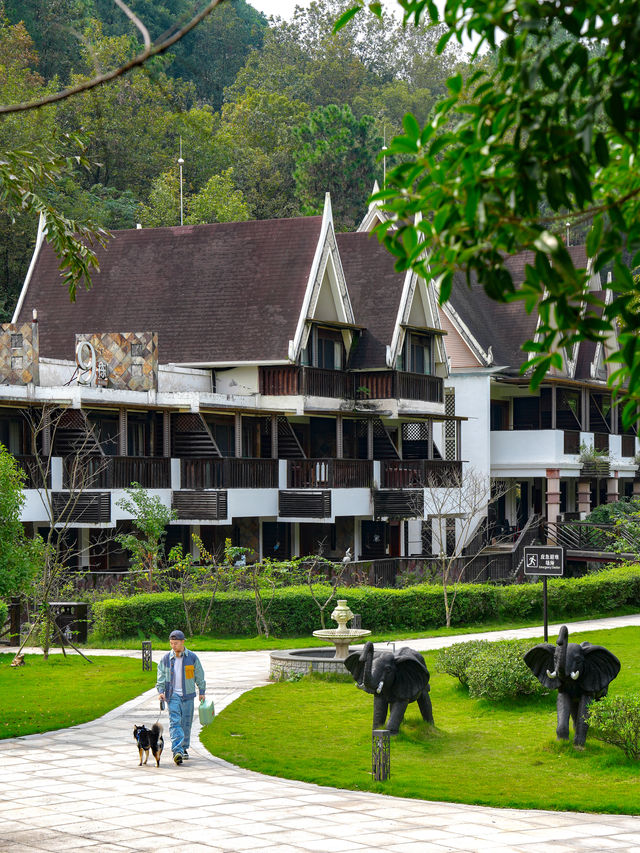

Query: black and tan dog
[[133, 723, 164, 767]]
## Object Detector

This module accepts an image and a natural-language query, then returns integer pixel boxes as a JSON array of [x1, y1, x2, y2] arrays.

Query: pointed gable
[[288, 195, 355, 362], [14, 216, 324, 365]]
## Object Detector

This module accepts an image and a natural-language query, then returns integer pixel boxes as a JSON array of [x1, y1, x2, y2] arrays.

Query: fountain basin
[[270, 646, 364, 679], [312, 627, 372, 660]]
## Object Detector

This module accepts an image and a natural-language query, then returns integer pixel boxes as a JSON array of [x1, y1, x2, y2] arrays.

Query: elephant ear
[[523, 643, 557, 688], [344, 651, 366, 683], [393, 648, 429, 701], [579, 643, 621, 692]]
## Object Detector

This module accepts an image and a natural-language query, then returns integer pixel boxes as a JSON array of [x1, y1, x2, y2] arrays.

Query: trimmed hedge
[[90, 563, 640, 640], [0, 600, 8, 630]]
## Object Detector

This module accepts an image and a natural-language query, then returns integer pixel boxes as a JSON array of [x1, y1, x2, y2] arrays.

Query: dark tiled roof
[[449, 245, 588, 371], [17, 217, 323, 363], [337, 231, 405, 369]]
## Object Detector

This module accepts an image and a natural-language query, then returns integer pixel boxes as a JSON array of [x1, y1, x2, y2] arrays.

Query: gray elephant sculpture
[[344, 641, 434, 734], [524, 625, 621, 748]]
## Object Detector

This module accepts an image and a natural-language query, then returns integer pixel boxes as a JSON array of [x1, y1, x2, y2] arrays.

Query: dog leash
[[154, 698, 165, 725]]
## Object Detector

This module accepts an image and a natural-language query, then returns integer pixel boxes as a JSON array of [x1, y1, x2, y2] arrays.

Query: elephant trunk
[[360, 641, 374, 692], [556, 625, 569, 678]]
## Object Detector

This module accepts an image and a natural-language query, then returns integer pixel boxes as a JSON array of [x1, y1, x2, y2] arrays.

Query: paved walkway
[[1, 616, 640, 853]]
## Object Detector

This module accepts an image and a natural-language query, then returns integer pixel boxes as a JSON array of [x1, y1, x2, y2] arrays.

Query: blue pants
[[167, 695, 194, 755]]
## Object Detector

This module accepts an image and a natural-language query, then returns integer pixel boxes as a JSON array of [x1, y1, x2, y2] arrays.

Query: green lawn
[[200, 626, 640, 814], [1, 654, 156, 739]]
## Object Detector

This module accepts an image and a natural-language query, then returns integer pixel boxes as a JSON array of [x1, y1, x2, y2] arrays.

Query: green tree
[[187, 168, 251, 224], [137, 169, 181, 228], [293, 103, 381, 229], [339, 0, 640, 420], [0, 445, 41, 597], [115, 483, 177, 590]]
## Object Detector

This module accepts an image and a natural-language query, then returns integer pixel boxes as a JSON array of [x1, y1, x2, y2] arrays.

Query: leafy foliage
[[115, 483, 177, 589], [0, 444, 42, 597], [338, 0, 640, 421], [589, 694, 640, 760], [465, 640, 547, 701], [435, 640, 489, 685], [293, 103, 381, 229]]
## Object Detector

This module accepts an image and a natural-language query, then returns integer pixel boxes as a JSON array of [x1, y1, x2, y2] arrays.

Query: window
[[303, 326, 344, 371], [10, 334, 22, 349], [401, 332, 433, 374]]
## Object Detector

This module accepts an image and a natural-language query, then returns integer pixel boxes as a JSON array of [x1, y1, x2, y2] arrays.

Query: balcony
[[15, 455, 51, 488], [287, 459, 373, 488], [180, 457, 278, 489], [259, 365, 443, 404], [259, 365, 350, 398], [374, 489, 424, 519], [381, 459, 462, 488], [63, 456, 171, 489], [52, 491, 111, 524], [172, 490, 228, 521], [279, 490, 331, 518]]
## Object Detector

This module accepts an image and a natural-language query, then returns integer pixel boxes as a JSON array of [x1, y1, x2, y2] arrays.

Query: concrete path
[[1, 616, 640, 853]]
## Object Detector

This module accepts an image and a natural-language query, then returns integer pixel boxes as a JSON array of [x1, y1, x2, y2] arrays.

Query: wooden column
[[118, 408, 127, 456], [235, 412, 242, 458], [546, 468, 561, 529], [336, 414, 343, 460], [271, 414, 278, 459], [367, 419, 374, 460], [163, 411, 171, 457]]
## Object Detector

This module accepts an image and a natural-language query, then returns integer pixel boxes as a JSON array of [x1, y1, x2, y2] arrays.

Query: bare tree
[[13, 405, 112, 662], [419, 467, 513, 627]]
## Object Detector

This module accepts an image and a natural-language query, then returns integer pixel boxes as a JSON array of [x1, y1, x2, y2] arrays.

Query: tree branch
[[0, 0, 224, 116]]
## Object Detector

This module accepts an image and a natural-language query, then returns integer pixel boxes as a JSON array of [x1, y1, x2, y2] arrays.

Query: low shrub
[[91, 582, 501, 640], [89, 563, 640, 641], [465, 640, 547, 701], [588, 694, 640, 760], [0, 599, 7, 629], [435, 640, 490, 685]]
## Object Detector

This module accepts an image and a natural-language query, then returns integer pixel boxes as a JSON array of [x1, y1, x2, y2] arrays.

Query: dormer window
[[398, 332, 433, 375], [302, 326, 345, 371]]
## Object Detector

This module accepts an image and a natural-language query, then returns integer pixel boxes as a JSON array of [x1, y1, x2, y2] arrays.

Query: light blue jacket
[[156, 648, 206, 700]]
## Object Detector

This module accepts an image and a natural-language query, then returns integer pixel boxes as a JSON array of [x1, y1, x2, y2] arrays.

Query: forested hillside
[[0, 0, 470, 319]]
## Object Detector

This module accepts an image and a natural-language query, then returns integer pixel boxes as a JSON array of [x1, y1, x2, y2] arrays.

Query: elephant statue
[[344, 641, 434, 734], [524, 625, 621, 748]]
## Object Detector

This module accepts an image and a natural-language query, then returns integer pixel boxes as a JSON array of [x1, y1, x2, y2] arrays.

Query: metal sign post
[[524, 546, 564, 642]]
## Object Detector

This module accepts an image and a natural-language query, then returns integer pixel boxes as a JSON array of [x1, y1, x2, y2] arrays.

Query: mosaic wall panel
[[0, 322, 39, 385], [76, 332, 158, 391]]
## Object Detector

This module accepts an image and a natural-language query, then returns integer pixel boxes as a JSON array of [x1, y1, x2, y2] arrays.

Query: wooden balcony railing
[[180, 457, 278, 489], [381, 459, 462, 488], [15, 454, 50, 488], [63, 456, 170, 489], [259, 365, 350, 398], [287, 459, 373, 488], [260, 366, 444, 404], [564, 430, 580, 454], [353, 371, 443, 403], [622, 434, 637, 458]]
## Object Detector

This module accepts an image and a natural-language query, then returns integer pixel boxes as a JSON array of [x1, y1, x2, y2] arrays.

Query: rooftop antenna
[[178, 137, 185, 226], [382, 125, 388, 187]]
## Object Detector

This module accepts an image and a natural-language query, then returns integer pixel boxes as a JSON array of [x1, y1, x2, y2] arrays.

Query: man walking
[[157, 630, 206, 765]]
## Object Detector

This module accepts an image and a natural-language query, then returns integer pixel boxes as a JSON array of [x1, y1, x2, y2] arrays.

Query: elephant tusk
[[546, 669, 558, 679], [571, 670, 580, 680], [376, 681, 384, 694]]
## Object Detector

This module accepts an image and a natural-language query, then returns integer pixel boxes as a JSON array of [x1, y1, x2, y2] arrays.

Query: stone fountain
[[270, 599, 371, 678], [312, 599, 371, 660]]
